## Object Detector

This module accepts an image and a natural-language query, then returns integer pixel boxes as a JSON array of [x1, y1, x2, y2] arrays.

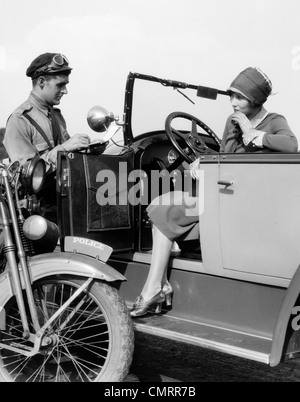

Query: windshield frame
[[123, 72, 230, 146]]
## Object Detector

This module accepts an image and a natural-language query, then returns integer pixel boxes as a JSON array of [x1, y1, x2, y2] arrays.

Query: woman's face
[[230, 92, 260, 119]]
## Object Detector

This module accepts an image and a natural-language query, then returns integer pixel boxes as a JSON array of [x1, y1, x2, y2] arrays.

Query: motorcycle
[[0, 157, 134, 382]]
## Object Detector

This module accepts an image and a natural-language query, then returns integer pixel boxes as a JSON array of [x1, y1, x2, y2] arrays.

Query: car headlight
[[21, 156, 46, 194]]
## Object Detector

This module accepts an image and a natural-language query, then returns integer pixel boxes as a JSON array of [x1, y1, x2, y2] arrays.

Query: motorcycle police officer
[[3, 52, 90, 222]]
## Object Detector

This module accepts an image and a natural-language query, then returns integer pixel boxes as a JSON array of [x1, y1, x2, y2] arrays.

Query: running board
[[132, 314, 272, 365]]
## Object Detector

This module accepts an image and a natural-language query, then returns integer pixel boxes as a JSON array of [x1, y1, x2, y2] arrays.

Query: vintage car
[[56, 71, 300, 371]]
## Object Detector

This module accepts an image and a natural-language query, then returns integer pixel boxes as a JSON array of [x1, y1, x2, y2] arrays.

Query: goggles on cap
[[32, 54, 69, 78]]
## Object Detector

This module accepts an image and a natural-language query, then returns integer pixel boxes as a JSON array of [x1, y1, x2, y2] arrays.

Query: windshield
[[131, 75, 232, 140]]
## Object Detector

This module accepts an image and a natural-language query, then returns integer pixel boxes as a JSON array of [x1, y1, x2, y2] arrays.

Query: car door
[[218, 153, 300, 285], [56, 150, 135, 252]]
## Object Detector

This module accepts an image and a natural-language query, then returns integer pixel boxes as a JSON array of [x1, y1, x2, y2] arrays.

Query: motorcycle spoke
[[59, 338, 109, 360], [62, 321, 108, 337], [55, 295, 88, 332], [58, 350, 93, 381], [26, 355, 53, 382], [2, 355, 29, 377], [57, 338, 102, 380], [60, 308, 106, 338], [51, 347, 73, 382], [61, 329, 109, 346]]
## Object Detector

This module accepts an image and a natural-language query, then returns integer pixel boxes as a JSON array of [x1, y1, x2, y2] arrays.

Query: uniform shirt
[[4, 91, 70, 171], [220, 108, 298, 153]]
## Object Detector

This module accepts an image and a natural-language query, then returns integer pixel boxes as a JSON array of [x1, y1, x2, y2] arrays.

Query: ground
[[126, 332, 300, 382]]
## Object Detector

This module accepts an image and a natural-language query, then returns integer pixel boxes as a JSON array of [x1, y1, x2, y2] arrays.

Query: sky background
[[1, 0, 300, 144]]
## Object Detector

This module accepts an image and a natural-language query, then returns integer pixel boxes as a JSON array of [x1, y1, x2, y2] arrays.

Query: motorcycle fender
[[26, 251, 126, 283], [64, 236, 113, 262], [0, 252, 126, 330]]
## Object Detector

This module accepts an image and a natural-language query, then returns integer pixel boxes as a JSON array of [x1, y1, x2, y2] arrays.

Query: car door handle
[[218, 180, 234, 186]]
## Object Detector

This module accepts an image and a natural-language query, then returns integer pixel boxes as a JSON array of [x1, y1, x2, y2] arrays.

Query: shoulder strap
[[23, 111, 53, 150]]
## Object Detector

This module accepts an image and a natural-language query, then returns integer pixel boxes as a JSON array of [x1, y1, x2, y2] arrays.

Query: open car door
[[56, 150, 135, 252]]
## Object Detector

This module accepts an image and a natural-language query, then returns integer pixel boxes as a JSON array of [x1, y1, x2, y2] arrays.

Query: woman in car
[[130, 66, 298, 318]]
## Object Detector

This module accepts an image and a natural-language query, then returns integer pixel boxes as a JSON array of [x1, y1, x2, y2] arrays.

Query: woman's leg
[[131, 191, 199, 316], [140, 224, 173, 301]]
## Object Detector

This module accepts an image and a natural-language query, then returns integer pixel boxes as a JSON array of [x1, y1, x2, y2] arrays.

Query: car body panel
[[110, 253, 287, 364]]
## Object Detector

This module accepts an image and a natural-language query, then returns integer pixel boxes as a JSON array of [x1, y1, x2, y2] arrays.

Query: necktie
[[49, 107, 61, 146]]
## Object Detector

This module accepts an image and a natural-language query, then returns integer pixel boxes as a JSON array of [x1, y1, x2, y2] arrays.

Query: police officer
[[4, 52, 90, 168], [4, 52, 90, 222]]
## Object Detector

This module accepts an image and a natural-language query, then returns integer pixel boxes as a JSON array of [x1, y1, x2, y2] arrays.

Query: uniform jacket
[[4, 91, 70, 171]]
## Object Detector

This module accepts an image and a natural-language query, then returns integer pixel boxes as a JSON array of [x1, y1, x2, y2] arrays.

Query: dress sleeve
[[262, 115, 298, 152]]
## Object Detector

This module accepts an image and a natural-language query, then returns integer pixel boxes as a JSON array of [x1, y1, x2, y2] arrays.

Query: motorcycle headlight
[[22, 157, 46, 194]]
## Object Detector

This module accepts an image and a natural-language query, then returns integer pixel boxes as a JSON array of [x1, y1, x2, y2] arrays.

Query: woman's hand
[[231, 111, 252, 133], [231, 112, 259, 146]]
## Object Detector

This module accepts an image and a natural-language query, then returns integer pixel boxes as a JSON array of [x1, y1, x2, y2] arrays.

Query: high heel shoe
[[130, 291, 165, 318], [162, 280, 173, 307]]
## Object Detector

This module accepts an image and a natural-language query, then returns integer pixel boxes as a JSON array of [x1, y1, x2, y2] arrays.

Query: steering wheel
[[165, 112, 220, 164]]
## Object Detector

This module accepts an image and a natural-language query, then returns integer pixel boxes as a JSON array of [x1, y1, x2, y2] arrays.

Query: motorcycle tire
[[0, 276, 134, 382]]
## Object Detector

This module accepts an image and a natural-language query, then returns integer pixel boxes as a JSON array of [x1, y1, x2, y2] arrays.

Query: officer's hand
[[62, 134, 90, 151]]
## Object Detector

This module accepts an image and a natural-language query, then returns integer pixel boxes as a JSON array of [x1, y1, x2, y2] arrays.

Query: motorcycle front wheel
[[0, 276, 134, 382]]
